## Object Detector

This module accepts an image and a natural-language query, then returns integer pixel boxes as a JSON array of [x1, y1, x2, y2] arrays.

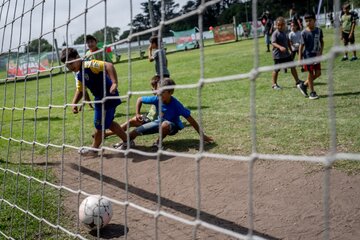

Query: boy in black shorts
[[271, 17, 302, 90], [340, 3, 358, 61]]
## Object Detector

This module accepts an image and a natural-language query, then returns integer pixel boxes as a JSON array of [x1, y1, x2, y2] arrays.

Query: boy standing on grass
[[113, 78, 213, 150], [60, 48, 128, 156], [85, 35, 113, 63], [297, 12, 324, 100], [340, 3, 358, 61], [289, 21, 305, 73], [271, 17, 302, 90], [148, 35, 170, 78]]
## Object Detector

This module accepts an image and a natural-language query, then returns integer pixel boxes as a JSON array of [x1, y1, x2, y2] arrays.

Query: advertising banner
[[172, 28, 197, 50], [213, 24, 235, 43]]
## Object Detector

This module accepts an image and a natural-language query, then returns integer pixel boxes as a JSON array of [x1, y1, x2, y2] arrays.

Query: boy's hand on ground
[[109, 83, 117, 94], [136, 114, 143, 122], [204, 135, 214, 144], [72, 106, 79, 114]]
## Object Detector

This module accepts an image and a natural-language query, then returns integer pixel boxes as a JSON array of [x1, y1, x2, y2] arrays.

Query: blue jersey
[[141, 95, 191, 129], [76, 60, 121, 109], [300, 27, 323, 59]]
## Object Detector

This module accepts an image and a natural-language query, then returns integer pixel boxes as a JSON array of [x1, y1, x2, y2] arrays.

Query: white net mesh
[[1, 0, 360, 239]]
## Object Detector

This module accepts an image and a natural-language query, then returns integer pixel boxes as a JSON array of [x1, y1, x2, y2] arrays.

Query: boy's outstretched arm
[[186, 115, 214, 143], [104, 62, 118, 94], [148, 45, 154, 62], [135, 97, 144, 122], [71, 90, 83, 114]]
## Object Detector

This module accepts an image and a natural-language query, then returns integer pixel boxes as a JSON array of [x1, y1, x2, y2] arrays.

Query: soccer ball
[[79, 195, 113, 230]]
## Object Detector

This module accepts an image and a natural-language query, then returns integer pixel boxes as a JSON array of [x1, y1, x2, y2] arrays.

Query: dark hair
[[60, 48, 79, 63], [149, 35, 159, 45], [160, 78, 175, 94], [304, 12, 316, 20], [151, 75, 160, 88], [86, 35, 97, 43], [343, 3, 351, 9]]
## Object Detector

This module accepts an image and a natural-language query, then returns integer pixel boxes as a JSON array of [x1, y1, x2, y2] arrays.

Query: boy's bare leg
[[272, 71, 278, 85], [92, 129, 102, 148], [108, 121, 127, 142], [290, 67, 300, 83], [313, 69, 321, 81], [120, 116, 142, 131], [307, 72, 315, 92], [153, 122, 171, 147]]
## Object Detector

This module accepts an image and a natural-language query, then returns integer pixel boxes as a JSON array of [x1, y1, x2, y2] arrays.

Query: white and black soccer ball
[[79, 195, 113, 230]]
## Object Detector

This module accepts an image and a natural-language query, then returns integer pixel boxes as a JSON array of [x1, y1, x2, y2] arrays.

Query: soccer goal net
[[1, 0, 359, 239]]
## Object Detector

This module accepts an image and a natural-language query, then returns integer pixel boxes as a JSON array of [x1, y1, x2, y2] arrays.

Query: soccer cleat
[[309, 91, 319, 100], [350, 56, 358, 61], [272, 84, 282, 90], [113, 140, 135, 150], [341, 56, 348, 61], [78, 148, 98, 156], [297, 82, 308, 97]]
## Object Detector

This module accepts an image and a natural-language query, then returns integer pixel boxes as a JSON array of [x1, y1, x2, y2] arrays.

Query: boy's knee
[[161, 121, 171, 133]]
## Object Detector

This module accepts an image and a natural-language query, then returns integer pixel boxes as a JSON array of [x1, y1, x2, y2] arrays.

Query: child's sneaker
[[297, 82, 308, 97], [309, 91, 319, 100], [350, 56, 358, 61], [113, 140, 135, 150], [341, 56, 348, 61], [272, 84, 282, 90], [295, 80, 304, 88], [78, 148, 98, 156]]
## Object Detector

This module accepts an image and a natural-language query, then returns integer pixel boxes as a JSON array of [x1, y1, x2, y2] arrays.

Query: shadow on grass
[[186, 105, 210, 111], [69, 162, 279, 240], [164, 138, 217, 152], [12, 116, 63, 122], [322, 91, 360, 98], [89, 224, 128, 239]]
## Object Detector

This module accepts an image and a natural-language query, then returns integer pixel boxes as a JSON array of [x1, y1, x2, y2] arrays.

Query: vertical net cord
[[124, 0, 134, 239], [7, 0, 19, 237], [51, 0, 60, 237], [0, 2, 10, 136], [0, 0, 10, 52], [248, 0, 259, 238], [192, 1, 206, 239], [0, 0, 7, 137], [17, 1, 26, 237], [154, 1, 166, 238], [322, 1, 341, 239], [37, 1, 46, 238], [25, 1, 36, 238], [96, 0, 108, 238]]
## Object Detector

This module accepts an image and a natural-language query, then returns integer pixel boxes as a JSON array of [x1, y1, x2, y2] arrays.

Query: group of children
[[61, 35, 213, 156], [270, 3, 358, 100], [271, 12, 323, 100]]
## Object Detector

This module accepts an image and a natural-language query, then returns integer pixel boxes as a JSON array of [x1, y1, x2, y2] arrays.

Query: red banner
[[213, 24, 235, 43]]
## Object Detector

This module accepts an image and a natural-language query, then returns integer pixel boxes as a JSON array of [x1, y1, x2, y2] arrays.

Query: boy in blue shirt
[[297, 12, 324, 100], [60, 48, 128, 155], [114, 78, 213, 150]]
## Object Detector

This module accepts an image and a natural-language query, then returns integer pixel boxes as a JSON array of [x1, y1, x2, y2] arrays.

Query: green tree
[[93, 26, 120, 43], [74, 34, 85, 45], [25, 38, 53, 53]]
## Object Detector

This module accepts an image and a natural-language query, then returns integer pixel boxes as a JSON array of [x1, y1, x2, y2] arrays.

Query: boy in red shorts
[[297, 12, 324, 100]]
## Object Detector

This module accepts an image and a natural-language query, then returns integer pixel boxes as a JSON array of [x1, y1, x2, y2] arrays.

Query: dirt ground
[[47, 149, 360, 240]]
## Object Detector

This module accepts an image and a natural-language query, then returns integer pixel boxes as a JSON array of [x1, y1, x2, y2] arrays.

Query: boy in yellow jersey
[[61, 48, 128, 156]]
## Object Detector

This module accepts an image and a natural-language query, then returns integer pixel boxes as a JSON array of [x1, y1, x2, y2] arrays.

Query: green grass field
[[0, 28, 360, 238]]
